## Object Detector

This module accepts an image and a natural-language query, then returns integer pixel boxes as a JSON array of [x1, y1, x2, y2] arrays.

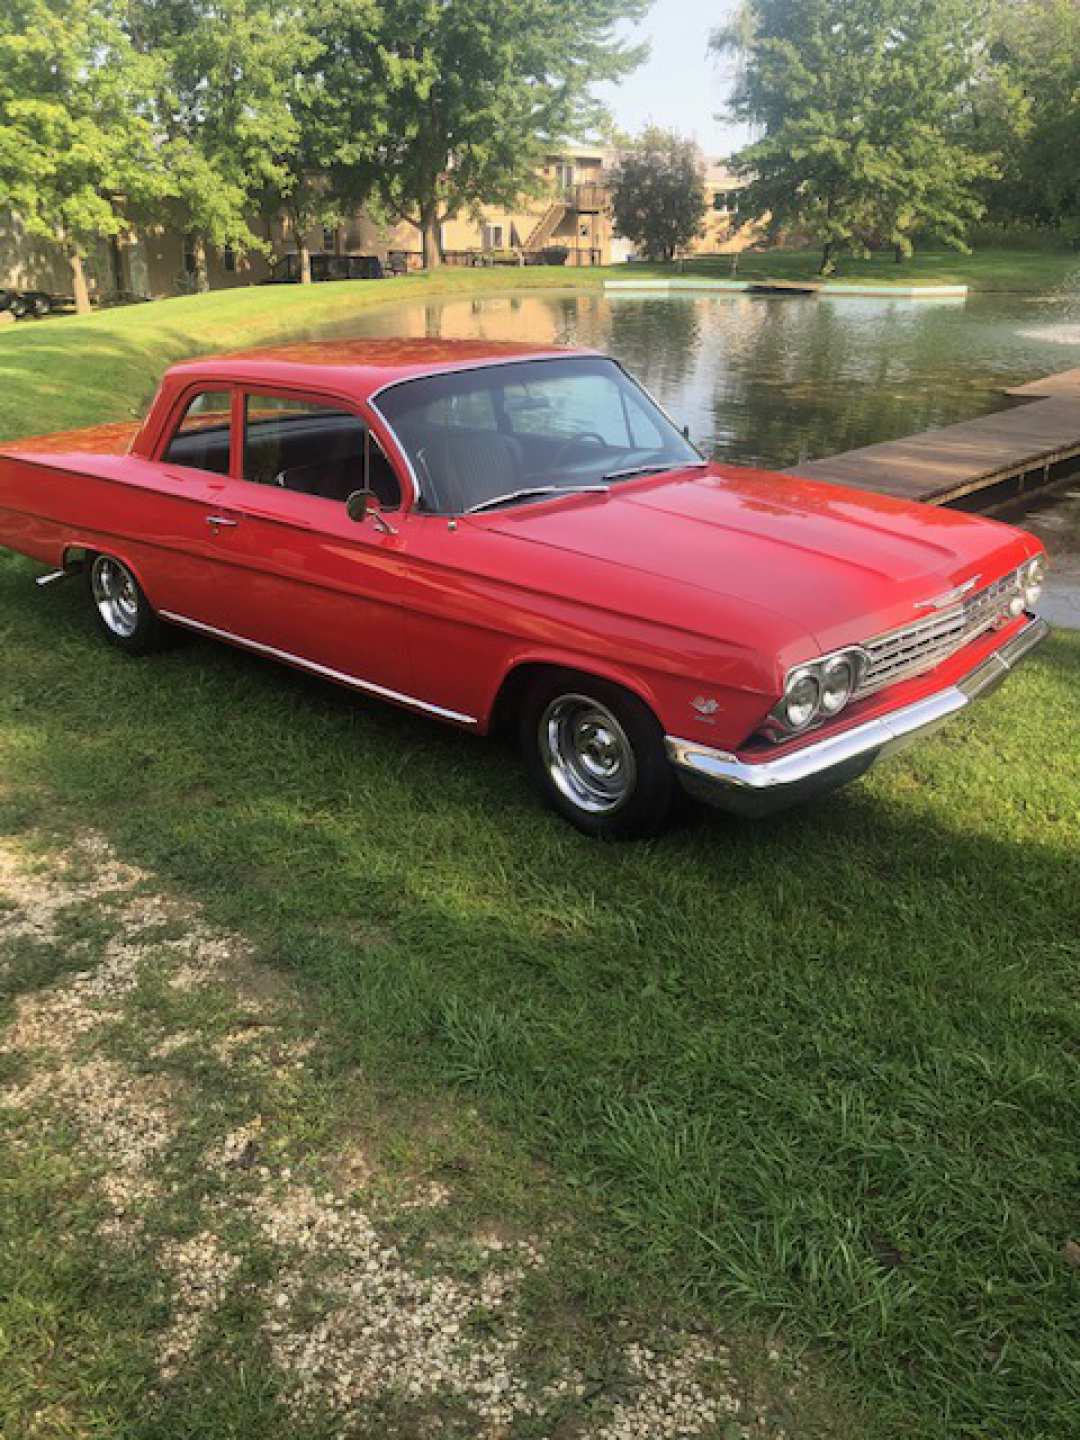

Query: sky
[[594, 0, 750, 159]]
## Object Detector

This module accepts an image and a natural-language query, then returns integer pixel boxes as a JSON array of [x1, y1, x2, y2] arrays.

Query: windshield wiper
[[601, 460, 709, 482], [464, 484, 610, 515]]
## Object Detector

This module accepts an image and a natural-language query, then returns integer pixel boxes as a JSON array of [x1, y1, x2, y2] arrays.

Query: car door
[[128, 385, 256, 629], [184, 387, 414, 701]]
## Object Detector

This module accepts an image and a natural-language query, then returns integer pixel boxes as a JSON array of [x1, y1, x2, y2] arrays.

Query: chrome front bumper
[[665, 616, 1050, 818]]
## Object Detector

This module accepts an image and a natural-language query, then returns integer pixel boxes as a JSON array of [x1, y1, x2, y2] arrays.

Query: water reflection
[[299, 287, 1080, 470]]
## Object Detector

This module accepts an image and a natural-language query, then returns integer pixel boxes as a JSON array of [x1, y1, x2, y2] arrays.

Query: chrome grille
[[856, 570, 1022, 697]]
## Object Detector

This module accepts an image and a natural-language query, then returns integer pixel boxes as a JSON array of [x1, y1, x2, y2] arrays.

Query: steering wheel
[[552, 431, 608, 468]]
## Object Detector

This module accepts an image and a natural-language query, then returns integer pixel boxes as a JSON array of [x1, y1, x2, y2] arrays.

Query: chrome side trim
[[35, 569, 69, 587], [666, 616, 1049, 818], [158, 611, 479, 726]]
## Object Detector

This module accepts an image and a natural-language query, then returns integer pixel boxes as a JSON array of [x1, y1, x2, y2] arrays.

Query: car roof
[[164, 338, 601, 404]]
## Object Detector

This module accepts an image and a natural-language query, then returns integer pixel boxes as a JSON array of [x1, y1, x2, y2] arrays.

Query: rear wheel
[[86, 554, 164, 654], [519, 671, 676, 838]]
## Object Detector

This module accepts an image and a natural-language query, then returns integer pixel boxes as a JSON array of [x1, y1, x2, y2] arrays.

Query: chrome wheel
[[539, 693, 637, 815], [90, 556, 141, 639]]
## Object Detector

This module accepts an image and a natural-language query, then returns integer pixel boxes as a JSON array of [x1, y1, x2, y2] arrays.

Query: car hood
[[477, 464, 1039, 653]]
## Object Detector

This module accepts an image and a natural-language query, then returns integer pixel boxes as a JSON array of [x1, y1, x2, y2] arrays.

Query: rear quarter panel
[[0, 450, 225, 616]]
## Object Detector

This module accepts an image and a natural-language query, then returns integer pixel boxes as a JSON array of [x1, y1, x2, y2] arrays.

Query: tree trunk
[[894, 243, 904, 264], [420, 203, 443, 269], [299, 239, 312, 285], [70, 251, 91, 316], [819, 241, 836, 276], [193, 235, 209, 293]]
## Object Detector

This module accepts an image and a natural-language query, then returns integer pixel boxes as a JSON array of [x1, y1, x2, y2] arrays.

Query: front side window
[[242, 393, 401, 509], [162, 390, 232, 475], [374, 357, 702, 515]]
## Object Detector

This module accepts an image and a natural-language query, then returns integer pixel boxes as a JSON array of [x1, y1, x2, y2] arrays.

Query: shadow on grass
[[1, 551, 1078, 1440]]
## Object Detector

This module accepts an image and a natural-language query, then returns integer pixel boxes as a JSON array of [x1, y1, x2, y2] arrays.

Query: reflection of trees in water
[[298, 289, 1080, 469], [1059, 268, 1080, 318], [603, 297, 703, 395], [696, 298, 1030, 469]]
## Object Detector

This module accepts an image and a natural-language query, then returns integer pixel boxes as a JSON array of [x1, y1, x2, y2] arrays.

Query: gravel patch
[[255, 1181, 547, 1429], [0, 830, 755, 1436], [157, 1230, 243, 1379], [595, 1338, 740, 1439]]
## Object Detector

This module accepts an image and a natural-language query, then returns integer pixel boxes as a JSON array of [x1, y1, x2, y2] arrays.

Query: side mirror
[[346, 487, 379, 524], [346, 487, 397, 536]]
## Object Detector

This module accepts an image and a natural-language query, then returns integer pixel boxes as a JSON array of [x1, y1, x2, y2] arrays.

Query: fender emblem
[[914, 575, 980, 610], [691, 696, 721, 717]]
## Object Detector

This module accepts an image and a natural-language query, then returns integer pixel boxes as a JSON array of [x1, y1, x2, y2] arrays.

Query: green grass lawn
[[0, 549, 1078, 1439], [0, 267, 598, 443]]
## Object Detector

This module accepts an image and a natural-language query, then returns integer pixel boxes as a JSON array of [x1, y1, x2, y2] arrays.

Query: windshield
[[372, 356, 703, 515]]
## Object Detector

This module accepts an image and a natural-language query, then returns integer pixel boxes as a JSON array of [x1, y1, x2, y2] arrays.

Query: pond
[[303, 284, 1080, 469], [300, 283, 1080, 626]]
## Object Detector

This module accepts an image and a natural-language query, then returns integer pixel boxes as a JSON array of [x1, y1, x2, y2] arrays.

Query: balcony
[[562, 182, 609, 213]]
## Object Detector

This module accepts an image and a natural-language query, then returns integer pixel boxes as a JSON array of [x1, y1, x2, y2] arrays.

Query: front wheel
[[86, 554, 165, 654], [519, 672, 676, 839]]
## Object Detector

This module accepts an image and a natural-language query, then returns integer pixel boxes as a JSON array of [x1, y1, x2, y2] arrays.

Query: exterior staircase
[[525, 201, 568, 252]]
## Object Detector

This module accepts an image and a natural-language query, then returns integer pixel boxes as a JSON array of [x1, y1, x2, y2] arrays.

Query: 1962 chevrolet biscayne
[[0, 338, 1049, 837]]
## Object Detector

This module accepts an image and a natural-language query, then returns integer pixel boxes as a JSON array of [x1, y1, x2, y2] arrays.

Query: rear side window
[[243, 393, 401, 509], [162, 390, 232, 475]]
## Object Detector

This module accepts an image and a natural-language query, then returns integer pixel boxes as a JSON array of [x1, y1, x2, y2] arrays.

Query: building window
[[482, 223, 504, 250], [323, 226, 336, 251], [555, 162, 575, 190], [222, 244, 236, 273], [183, 238, 197, 275], [713, 192, 727, 213]]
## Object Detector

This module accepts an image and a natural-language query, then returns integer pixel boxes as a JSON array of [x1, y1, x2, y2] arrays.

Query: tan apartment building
[[1, 149, 760, 301], [439, 146, 616, 266], [684, 160, 760, 256]]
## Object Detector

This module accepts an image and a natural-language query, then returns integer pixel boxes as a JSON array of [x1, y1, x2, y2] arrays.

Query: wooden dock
[[1005, 368, 1080, 400], [783, 381, 1080, 506]]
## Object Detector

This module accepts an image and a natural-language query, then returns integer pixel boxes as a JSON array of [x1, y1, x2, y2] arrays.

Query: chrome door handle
[[206, 515, 239, 530]]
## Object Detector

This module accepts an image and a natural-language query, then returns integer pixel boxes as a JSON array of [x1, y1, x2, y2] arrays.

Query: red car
[[0, 339, 1049, 837]]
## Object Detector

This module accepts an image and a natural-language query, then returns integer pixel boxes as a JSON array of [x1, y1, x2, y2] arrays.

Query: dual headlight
[[767, 648, 868, 738], [1021, 555, 1046, 610], [765, 556, 1046, 741], [1006, 556, 1048, 617]]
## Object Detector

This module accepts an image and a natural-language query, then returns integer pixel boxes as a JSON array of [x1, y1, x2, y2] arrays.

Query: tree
[[0, 0, 169, 313], [341, 0, 650, 269], [126, 0, 312, 289], [270, 0, 383, 284], [712, 0, 994, 273], [610, 128, 707, 261], [974, 0, 1080, 233]]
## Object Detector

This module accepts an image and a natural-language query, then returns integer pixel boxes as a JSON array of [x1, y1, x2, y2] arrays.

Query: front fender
[[485, 646, 776, 750]]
